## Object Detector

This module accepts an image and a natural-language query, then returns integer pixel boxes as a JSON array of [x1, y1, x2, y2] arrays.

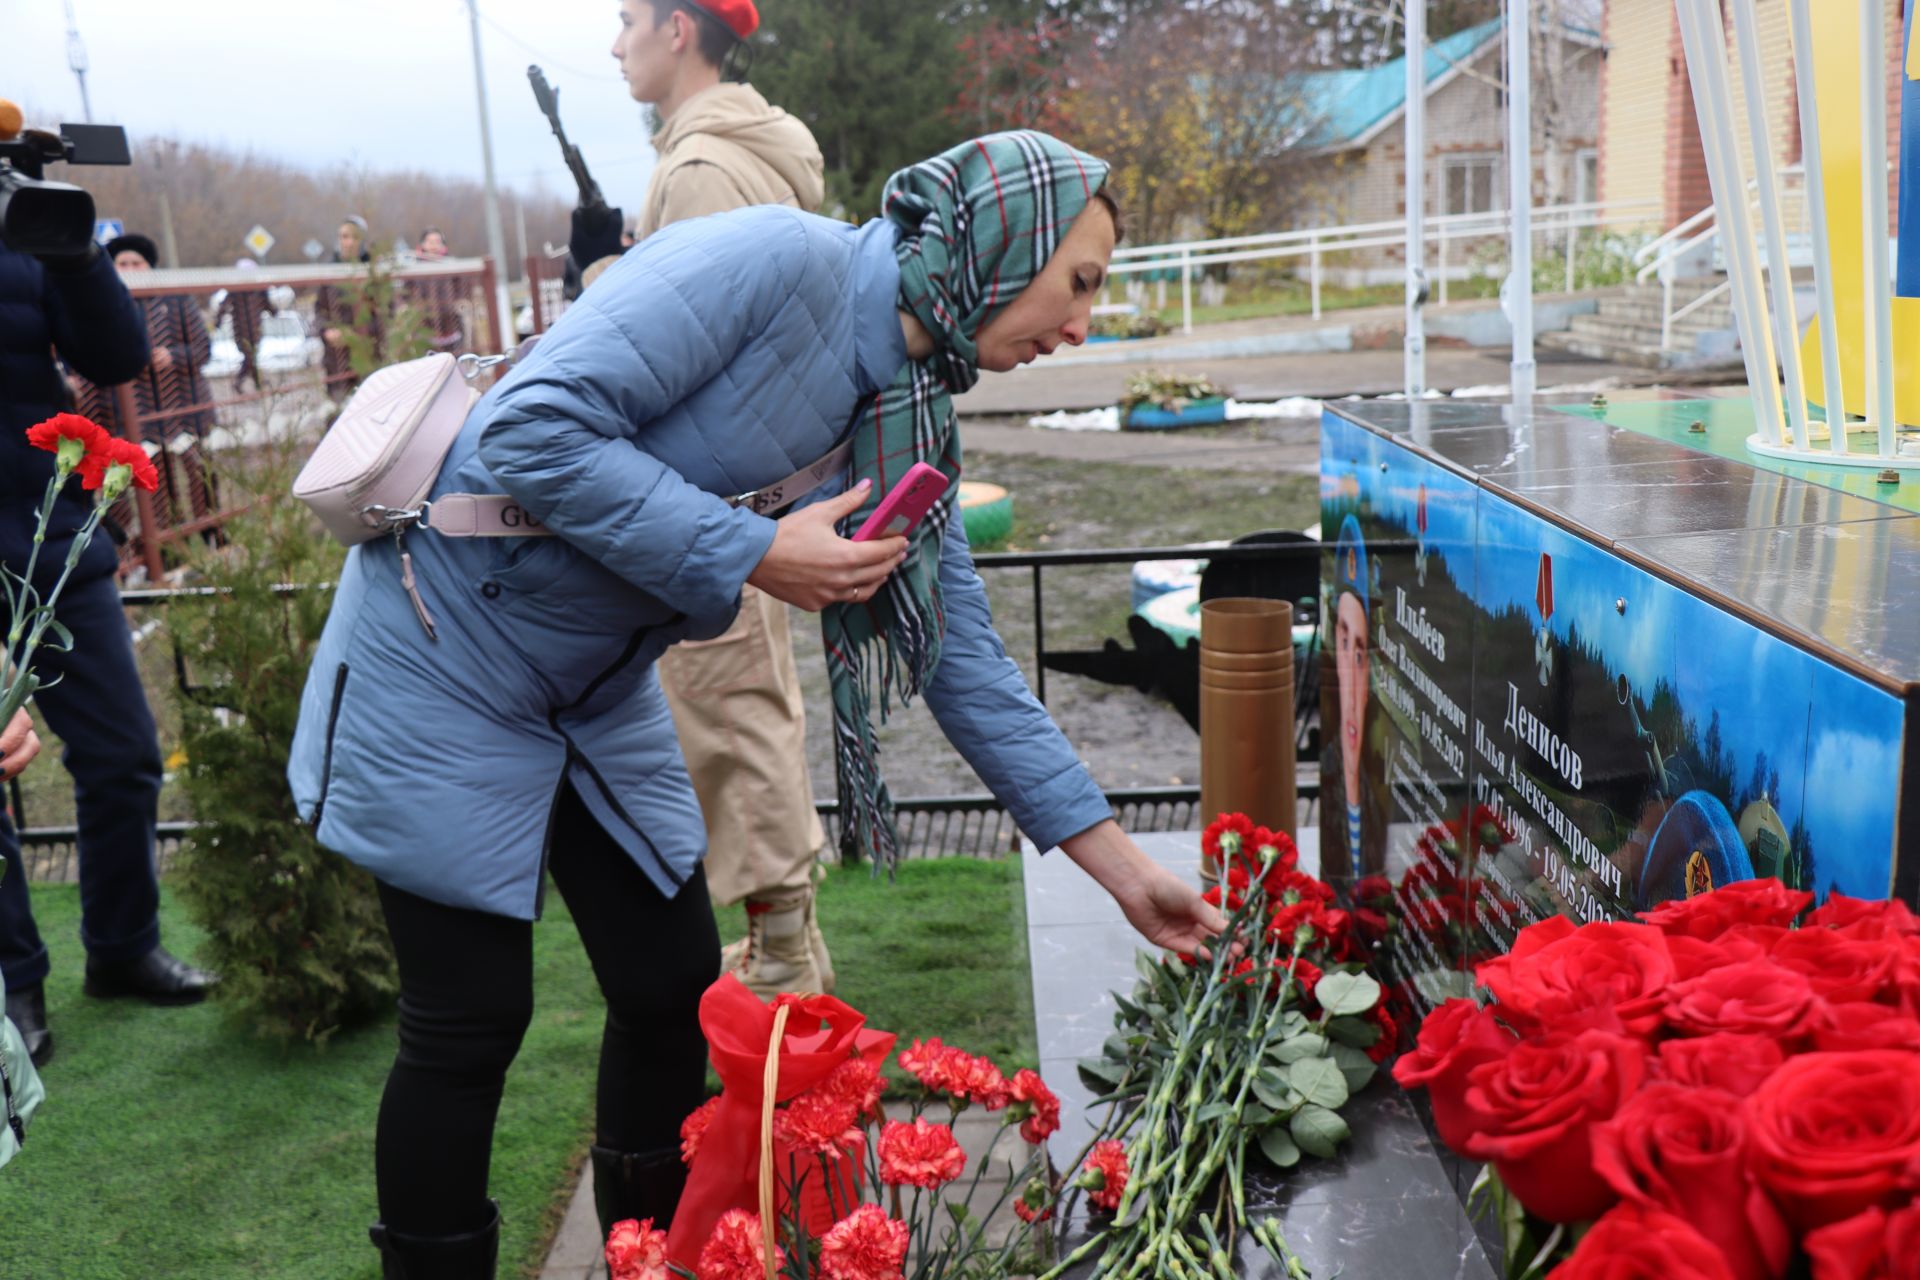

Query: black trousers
[[374, 781, 719, 1236], [0, 570, 165, 988]]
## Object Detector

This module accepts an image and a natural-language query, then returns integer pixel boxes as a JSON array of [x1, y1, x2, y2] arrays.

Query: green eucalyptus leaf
[[1289, 1057, 1350, 1110], [1135, 950, 1161, 987], [1258, 1126, 1302, 1169], [1242, 1101, 1275, 1125], [1103, 1033, 1135, 1061], [1279, 1009, 1311, 1037], [1325, 1014, 1382, 1048], [1289, 1103, 1351, 1159], [1112, 992, 1144, 1022], [1314, 971, 1382, 1017], [1273, 1032, 1330, 1064]]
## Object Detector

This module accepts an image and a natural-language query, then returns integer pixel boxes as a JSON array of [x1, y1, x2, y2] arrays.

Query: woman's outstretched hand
[[747, 480, 909, 612], [1060, 820, 1230, 958]]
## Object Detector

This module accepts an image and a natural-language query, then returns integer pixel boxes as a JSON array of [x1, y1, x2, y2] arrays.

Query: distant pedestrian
[[411, 227, 465, 353], [320, 215, 377, 394], [416, 227, 449, 259], [107, 233, 218, 529], [332, 215, 372, 265]]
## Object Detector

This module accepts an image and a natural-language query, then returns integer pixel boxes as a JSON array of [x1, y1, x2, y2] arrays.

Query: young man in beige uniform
[[593, 0, 835, 999]]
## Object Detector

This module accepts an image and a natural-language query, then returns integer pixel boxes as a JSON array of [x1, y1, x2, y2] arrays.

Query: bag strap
[[421, 399, 868, 540]]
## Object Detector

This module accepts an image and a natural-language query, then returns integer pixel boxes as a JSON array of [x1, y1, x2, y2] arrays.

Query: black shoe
[[369, 1199, 499, 1279], [4, 982, 51, 1068], [590, 1144, 687, 1240], [83, 946, 216, 1006]]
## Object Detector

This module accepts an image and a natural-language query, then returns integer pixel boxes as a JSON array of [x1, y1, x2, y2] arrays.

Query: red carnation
[[877, 1118, 965, 1189], [821, 1056, 886, 1120], [680, 1095, 721, 1166], [1013, 1178, 1054, 1224], [1007, 1068, 1060, 1144], [604, 1217, 671, 1280], [1202, 812, 1256, 863], [774, 1089, 864, 1160], [76, 435, 159, 493], [1081, 1139, 1130, 1212], [696, 1208, 785, 1280], [818, 1204, 909, 1280], [1363, 1001, 1398, 1064], [25, 412, 110, 461]]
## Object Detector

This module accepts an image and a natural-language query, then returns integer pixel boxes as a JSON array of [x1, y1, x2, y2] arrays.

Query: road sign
[[302, 238, 325, 262], [93, 218, 122, 246], [243, 224, 275, 259]]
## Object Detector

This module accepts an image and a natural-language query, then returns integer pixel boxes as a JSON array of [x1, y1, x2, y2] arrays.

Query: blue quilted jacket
[[287, 207, 1110, 917]]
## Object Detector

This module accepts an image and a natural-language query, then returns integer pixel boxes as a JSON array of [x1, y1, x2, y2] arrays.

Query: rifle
[[527, 65, 606, 214]]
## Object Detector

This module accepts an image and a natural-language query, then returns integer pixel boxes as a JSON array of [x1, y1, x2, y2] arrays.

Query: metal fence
[[9, 543, 1323, 873], [65, 258, 507, 581]]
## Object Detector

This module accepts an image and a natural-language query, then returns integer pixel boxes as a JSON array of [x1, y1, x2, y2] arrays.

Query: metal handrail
[[1107, 200, 1659, 334]]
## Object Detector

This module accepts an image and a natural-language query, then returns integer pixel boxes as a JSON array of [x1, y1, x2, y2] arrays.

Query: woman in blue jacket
[[289, 132, 1224, 1274]]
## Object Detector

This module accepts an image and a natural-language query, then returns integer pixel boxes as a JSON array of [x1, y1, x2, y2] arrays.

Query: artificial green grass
[[714, 856, 1036, 1089], [0, 856, 1035, 1276], [0, 883, 601, 1280]]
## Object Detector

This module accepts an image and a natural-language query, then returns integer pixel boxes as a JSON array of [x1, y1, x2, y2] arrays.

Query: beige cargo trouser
[[657, 584, 828, 906]]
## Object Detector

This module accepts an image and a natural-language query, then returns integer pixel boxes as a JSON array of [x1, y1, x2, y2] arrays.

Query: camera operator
[[0, 197, 214, 1070]]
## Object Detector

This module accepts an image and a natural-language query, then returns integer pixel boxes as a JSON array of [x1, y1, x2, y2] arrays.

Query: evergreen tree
[[751, 0, 970, 216]]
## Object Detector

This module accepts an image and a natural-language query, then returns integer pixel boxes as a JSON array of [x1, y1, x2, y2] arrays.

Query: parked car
[[201, 311, 325, 380]]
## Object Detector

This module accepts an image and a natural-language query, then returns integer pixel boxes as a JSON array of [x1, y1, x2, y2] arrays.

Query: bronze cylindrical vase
[[1199, 599, 1297, 848]]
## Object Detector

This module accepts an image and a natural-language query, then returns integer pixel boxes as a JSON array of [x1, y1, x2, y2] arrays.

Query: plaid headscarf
[[823, 131, 1110, 868]]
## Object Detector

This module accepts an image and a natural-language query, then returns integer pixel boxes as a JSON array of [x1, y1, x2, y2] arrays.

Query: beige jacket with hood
[[637, 83, 826, 238]]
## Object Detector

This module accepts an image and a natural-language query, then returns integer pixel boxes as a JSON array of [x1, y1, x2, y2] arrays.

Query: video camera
[[0, 100, 131, 259]]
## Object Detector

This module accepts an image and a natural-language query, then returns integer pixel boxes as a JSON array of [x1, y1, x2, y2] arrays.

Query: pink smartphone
[[851, 463, 952, 542]]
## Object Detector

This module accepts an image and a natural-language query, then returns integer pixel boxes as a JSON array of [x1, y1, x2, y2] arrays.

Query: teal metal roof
[[1293, 18, 1504, 150]]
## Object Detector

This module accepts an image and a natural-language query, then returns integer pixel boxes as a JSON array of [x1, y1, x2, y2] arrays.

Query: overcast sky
[[9, 0, 662, 211]]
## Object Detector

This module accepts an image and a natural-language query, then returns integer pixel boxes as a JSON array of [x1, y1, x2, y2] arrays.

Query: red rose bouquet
[[612, 975, 1068, 1280], [4, 415, 159, 726], [1394, 877, 1920, 1279]]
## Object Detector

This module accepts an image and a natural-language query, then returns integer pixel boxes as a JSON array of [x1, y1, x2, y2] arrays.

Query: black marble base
[[1024, 831, 1497, 1278]]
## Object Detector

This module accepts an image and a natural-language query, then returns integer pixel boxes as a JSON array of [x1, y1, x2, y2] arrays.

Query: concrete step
[[1536, 329, 1679, 369], [1620, 280, 1729, 306], [1567, 314, 1731, 347], [1593, 299, 1735, 329]]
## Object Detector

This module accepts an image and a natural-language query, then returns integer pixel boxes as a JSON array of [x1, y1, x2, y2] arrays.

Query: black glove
[[570, 203, 625, 273]]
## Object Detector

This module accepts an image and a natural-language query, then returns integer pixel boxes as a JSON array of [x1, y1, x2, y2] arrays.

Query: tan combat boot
[[725, 883, 836, 999]]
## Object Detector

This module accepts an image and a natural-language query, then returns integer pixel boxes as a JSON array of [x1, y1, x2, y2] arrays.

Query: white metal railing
[[1633, 167, 1826, 352], [1105, 199, 1660, 334]]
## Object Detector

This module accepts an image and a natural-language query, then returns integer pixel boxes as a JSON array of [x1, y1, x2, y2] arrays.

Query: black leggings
[[374, 782, 719, 1236]]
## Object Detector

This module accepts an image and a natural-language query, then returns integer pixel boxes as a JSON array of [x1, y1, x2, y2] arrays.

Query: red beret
[[691, 0, 757, 40]]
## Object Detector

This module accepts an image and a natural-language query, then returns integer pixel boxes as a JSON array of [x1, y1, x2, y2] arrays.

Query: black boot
[[4, 982, 51, 1068], [590, 1145, 687, 1241], [83, 946, 215, 1006], [368, 1199, 500, 1279]]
